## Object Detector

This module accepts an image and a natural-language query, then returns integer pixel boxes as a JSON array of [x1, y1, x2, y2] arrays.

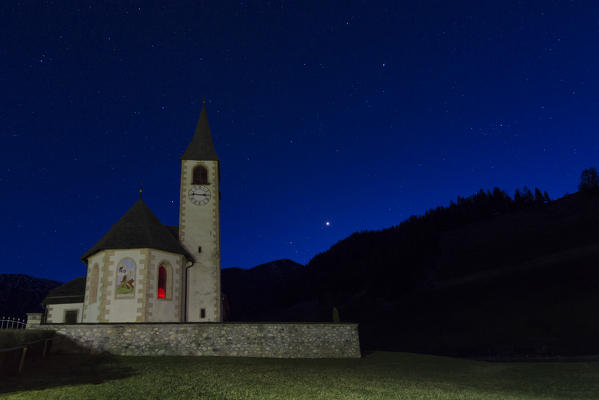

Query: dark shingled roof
[[181, 103, 219, 161], [81, 199, 192, 261], [166, 225, 179, 240], [42, 277, 86, 305]]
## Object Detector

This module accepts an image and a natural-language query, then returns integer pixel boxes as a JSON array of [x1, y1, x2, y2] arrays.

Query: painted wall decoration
[[116, 258, 136, 297]]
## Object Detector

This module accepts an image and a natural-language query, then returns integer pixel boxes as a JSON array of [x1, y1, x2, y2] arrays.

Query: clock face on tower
[[188, 185, 211, 206]]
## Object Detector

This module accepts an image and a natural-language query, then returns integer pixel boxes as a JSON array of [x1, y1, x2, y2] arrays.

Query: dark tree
[[534, 188, 545, 204], [521, 186, 534, 205], [514, 188, 522, 205], [579, 167, 599, 193]]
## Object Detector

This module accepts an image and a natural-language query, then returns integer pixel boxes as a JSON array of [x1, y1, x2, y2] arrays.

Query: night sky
[[2, 2, 599, 282]]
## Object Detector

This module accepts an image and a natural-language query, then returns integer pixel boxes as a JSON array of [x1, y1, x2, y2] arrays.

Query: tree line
[[303, 167, 599, 312]]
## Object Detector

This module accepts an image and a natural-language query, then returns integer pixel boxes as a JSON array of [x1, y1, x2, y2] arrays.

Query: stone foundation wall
[[34, 322, 361, 358]]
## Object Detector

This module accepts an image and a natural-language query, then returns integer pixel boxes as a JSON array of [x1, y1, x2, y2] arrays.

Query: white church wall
[[179, 160, 221, 322], [81, 248, 187, 323], [82, 252, 103, 322], [102, 249, 148, 322], [146, 250, 184, 322], [46, 303, 83, 324]]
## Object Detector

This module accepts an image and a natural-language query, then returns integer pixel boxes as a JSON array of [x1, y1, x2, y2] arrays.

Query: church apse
[[55, 105, 222, 324]]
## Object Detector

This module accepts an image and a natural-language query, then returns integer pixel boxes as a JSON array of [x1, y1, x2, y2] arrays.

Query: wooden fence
[[0, 337, 53, 375]]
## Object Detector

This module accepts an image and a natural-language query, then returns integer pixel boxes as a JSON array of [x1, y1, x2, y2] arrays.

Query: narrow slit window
[[157, 266, 166, 299], [192, 165, 208, 185]]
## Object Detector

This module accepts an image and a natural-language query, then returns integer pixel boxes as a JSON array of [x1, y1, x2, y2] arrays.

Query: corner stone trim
[[98, 250, 115, 322], [35, 323, 361, 358]]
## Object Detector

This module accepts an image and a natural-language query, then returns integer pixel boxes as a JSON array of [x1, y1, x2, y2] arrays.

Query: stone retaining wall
[[34, 322, 361, 358]]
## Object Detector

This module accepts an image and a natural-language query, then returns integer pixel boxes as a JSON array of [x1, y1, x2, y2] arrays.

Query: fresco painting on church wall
[[116, 258, 136, 297]]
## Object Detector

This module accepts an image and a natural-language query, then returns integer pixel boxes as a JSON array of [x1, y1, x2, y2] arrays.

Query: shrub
[[332, 307, 340, 323], [579, 167, 599, 193]]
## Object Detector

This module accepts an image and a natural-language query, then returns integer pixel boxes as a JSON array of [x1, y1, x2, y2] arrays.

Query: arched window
[[157, 266, 166, 299], [192, 165, 208, 185], [156, 261, 173, 300]]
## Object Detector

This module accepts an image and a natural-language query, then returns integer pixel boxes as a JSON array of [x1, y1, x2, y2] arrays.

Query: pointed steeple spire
[[181, 101, 219, 161]]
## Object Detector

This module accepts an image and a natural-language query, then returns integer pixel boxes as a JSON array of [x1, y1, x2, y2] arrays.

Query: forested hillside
[[302, 186, 599, 356], [226, 183, 599, 356], [305, 186, 556, 302]]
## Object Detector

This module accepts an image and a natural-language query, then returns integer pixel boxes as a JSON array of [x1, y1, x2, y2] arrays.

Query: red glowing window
[[157, 266, 166, 299]]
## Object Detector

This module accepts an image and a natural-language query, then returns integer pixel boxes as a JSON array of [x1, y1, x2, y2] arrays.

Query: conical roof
[[181, 103, 219, 160], [81, 198, 192, 261]]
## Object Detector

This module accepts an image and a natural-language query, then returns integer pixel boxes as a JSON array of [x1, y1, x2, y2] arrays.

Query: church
[[41, 103, 222, 324]]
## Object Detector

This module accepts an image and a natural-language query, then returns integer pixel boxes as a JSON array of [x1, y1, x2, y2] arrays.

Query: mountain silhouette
[[0, 274, 62, 319]]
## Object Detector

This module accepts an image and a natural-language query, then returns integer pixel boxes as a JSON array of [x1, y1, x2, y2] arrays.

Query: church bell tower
[[179, 102, 221, 322]]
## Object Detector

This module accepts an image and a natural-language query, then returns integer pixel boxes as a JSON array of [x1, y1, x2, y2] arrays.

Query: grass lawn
[[1, 351, 598, 399]]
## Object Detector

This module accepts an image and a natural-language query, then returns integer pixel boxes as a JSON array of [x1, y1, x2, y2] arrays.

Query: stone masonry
[[32, 322, 361, 358]]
